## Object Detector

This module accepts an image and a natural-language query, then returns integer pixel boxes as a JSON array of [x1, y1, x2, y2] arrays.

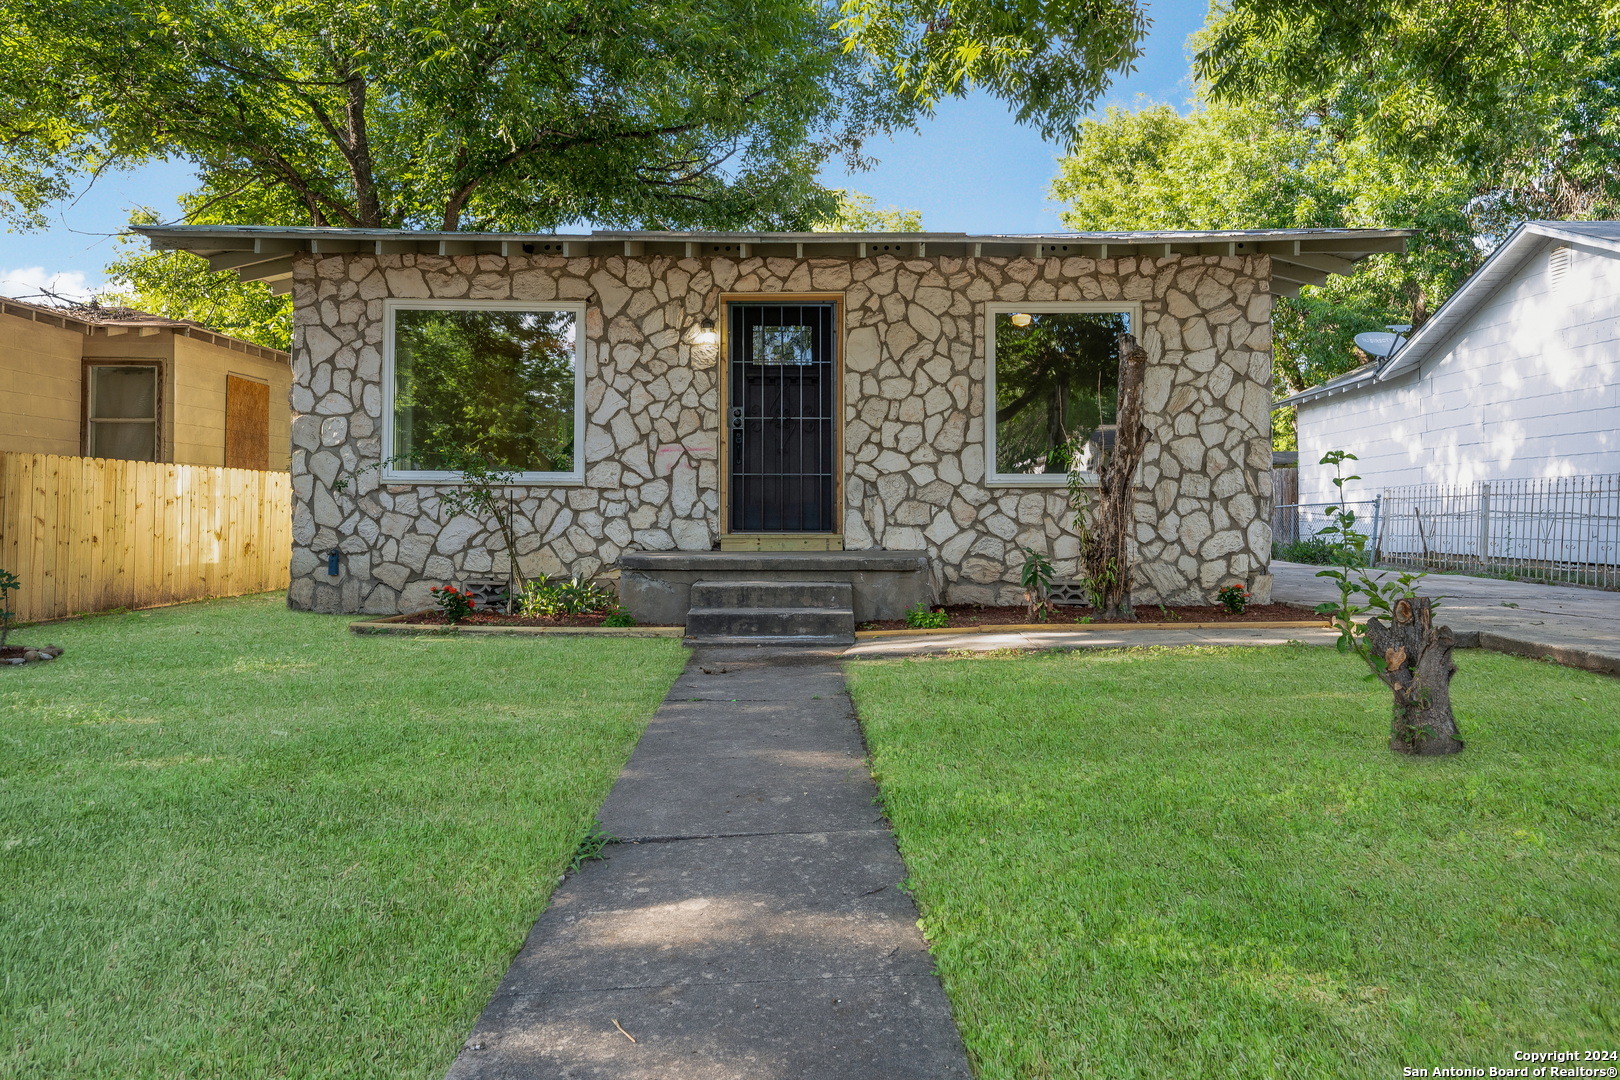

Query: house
[[0, 297, 292, 470], [1278, 220, 1620, 505], [136, 225, 1405, 620]]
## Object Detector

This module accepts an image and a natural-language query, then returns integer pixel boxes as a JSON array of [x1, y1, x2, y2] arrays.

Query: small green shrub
[[602, 610, 637, 627], [517, 574, 619, 617], [1020, 547, 1055, 620], [1216, 583, 1251, 614], [0, 568, 19, 647], [904, 603, 949, 630], [1272, 536, 1370, 566]]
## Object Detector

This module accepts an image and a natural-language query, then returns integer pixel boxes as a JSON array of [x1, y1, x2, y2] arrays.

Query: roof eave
[[131, 224, 1412, 294]]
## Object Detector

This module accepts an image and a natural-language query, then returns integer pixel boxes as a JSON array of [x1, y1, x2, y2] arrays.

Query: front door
[[727, 302, 837, 533]]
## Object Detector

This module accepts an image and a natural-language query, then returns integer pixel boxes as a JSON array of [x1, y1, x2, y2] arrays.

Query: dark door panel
[[728, 303, 836, 533]]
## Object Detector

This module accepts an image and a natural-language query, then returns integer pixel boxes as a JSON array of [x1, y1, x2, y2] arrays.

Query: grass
[[0, 593, 686, 1078], [848, 645, 1620, 1079]]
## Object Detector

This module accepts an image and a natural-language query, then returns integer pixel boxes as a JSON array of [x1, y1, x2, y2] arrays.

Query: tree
[[1050, 100, 1479, 428], [0, 0, 907, 234], [813, 190, 923, 232], [837, 0, 1149, 141], [1194, 0, 1620, 226]]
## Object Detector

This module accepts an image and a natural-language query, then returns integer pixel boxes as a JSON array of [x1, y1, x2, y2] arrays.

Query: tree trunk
[[1363, 597, 1464, 755], [1083, 332, 1151, 620]]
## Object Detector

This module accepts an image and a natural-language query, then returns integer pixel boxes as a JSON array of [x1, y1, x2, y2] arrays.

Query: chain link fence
[[1272, 473, 1620, 590]]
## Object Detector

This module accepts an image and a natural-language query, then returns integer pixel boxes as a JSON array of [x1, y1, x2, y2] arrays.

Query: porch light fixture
[[694, 317, 718, 345], [1009, 312, 1033, 327]]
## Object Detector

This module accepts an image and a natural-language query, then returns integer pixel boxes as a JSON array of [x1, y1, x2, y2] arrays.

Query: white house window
[[383, 300, 585, 482], [87, 364, 160, 461], [986, 302, 1138, 485]]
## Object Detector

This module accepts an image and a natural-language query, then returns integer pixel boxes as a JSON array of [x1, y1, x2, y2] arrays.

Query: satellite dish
[[1354, 331, 1407, 358]]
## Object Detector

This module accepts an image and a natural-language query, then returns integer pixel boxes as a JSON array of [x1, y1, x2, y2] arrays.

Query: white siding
[[1297, 237, 1620, 504]]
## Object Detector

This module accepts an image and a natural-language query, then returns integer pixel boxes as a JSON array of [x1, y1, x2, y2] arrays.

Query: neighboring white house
[[1278, 220, 1620, 505]]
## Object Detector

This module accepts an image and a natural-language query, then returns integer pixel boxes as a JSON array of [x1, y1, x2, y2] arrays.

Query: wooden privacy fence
[[0, 453, 291, 623]]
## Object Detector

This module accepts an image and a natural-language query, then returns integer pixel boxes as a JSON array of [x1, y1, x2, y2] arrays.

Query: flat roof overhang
[[133, 224, 1412, 297]]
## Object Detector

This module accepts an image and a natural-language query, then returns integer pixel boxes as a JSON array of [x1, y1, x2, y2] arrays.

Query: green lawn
[[0, 594, 686, 1078], [848, 645, 1620, 1079]]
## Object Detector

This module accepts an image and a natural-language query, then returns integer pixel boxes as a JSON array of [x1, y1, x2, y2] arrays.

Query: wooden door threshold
[[720, 534, 845, 552]]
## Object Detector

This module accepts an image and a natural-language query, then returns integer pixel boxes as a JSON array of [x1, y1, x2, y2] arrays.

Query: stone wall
[[287, 250, 1274, 613]]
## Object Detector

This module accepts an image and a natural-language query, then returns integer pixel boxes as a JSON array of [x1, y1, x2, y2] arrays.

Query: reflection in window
[[391, 307, 577, 474], [993, 309, 1126, 476], [88, 365, 159, 461], [751, 324, 814, 365]]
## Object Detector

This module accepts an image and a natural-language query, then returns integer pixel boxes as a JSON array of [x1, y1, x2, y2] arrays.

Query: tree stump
[[1363, 597, 1464, 756]]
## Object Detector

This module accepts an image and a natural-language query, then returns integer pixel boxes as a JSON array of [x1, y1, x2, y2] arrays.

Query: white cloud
[[0, 265, 98, 304]]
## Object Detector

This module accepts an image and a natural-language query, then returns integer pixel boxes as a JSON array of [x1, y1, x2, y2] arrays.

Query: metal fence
[[1272, 473, 1620, 590]]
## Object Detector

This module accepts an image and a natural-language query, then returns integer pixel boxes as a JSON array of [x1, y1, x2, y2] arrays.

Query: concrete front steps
[[684, 580, 855, 645]]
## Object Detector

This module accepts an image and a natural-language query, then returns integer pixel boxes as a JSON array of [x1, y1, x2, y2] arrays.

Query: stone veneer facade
[[288, 250, 1275, 614]]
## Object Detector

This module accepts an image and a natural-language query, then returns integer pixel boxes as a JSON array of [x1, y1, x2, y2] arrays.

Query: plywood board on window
[[225, 374, 270, 471]]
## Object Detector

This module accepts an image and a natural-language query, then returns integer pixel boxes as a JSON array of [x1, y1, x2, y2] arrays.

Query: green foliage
[[905, 602, 949, 630], [837, 0, 1147, 142], [0, 567, 19, 648], [1216, 583, 1250, 614], [1051, 99, 1479, 397], [568, 823, 617, 873], [1311, 450, 1429, 659], [429, 585, 476, 624], [813, 190, 923, 232], [0, 0, 901, 233], [1019, 546, 1055, 621], [1272, 535, 1353, 566], [516, 575, 620, 619], [601, 610, 638, 628], [1195, 0, 1620, 226]]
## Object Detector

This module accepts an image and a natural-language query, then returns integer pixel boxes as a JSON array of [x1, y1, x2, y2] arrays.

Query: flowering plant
[[431, 585, 476, 624], [1216, 583, 1250, 615]]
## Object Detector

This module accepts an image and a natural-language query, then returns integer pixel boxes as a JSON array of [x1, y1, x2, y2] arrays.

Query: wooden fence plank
[[0, 452, 291, 621]]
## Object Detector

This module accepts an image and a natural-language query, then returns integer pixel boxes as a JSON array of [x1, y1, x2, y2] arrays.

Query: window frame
[[984, 300, 1142, 488], [82, 359, 163, 462], [380, 297, 588, 485]]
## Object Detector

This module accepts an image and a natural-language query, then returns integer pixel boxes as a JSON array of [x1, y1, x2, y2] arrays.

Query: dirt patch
[[396, 610, 678, 629], [857, 603, 1321, 631]]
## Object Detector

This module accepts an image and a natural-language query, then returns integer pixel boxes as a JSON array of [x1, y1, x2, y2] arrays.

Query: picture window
[[384, 302, 584, 482], [986, 304, 1136, 484]]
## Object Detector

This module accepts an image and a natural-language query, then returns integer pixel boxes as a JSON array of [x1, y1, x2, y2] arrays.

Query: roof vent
[[1549, 244, 1571, 292]]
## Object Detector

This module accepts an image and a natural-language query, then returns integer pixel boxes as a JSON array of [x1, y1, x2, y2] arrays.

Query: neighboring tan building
[[0, 297, 292, 470], [137, 224, 1406, 619]]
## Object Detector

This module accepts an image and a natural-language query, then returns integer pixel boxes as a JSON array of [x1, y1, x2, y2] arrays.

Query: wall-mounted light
[[1009, 312, 1033, 328], [694, 317, 718, 345]]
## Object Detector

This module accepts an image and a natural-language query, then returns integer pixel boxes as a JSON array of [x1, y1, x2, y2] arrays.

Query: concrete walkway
[[444, 647, 970, 1080], [1271, 561, 1620, 675]]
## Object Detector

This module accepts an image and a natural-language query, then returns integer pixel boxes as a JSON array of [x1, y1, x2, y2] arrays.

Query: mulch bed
[[857, 603, 1321, 631], [397, 610, 678, 629]]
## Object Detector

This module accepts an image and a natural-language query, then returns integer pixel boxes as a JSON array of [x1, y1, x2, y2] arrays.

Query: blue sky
[[0, 1, 1207, 301]]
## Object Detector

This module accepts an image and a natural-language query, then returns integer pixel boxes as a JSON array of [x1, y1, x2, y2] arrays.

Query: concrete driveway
[[1270, 561, 1620, 674]]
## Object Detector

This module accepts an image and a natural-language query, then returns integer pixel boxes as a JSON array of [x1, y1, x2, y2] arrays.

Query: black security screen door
[[728, 303, 836, 532]]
